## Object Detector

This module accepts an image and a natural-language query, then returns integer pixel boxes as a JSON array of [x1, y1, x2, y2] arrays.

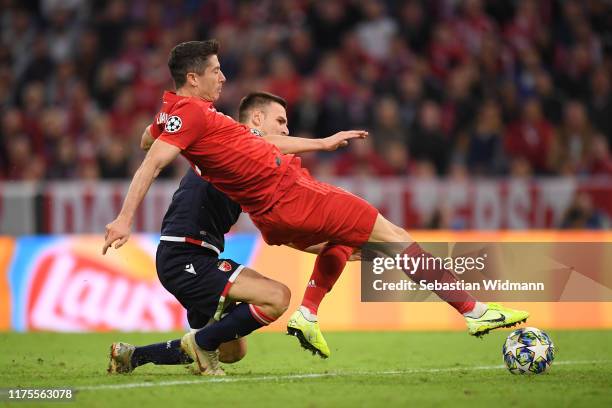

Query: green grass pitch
[[0, 330, 611, 407]]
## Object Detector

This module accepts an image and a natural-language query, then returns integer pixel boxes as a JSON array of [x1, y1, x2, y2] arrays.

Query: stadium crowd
[[0, 0, 611, 181]]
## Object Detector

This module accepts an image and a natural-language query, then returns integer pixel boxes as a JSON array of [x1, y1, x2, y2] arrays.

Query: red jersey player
[[145, 90, 359, 359], [103, 40, 529, 370]]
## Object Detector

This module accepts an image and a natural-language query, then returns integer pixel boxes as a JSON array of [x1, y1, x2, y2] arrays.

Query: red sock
[[301, 244, 353, 314], [403, 243, 476, 314]]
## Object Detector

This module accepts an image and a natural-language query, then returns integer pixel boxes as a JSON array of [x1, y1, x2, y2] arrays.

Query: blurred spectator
[[550, 101, 595, 174], [410, 100, 450, 175], [47, 136, 77, 179], [588, 66, 612, 144], [560, 192, 609, 229], [20, 82, 46, 153], [40, 107, 68, 163], [45, 5, 80, 63], [18, 36, 54, 92], [466, 100, 506, 175], [355, 0, 397, 61], [396, 71, 424, 130], [429, 22, 468, 82], [397, 0, 431, 53], [380, 140, 410, 176], [96, 0, 130, 59], [533, 69, 564, 124], [441, 65, 478, 138], [2, 7, 36, 79], [290, 79, 323, 136], [110, 86, 140, 135], [306, 1, 359, 51], [476, 34, 507, 97], [97, 138, 130, 179], [265, 53, 302, 108], [586, 134, 612, 176], [370, 96, 407, 153], [452, 0, 496, 55], [288, 29, 319, 76], [514, 45, 544, 98], [504, 98, 554, 174], [503, 0, 542, 54], [74, 29, 102, 89], [4, 135, 40, 180], [509, 157, 533, 179], [499, 80, 521, 123]]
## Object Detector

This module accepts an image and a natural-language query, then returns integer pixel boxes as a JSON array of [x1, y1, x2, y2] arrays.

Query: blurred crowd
[[1, 0, 611, 181]]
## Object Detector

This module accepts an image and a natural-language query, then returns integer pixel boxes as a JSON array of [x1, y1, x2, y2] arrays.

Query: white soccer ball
[[502, 327, 555, 374]]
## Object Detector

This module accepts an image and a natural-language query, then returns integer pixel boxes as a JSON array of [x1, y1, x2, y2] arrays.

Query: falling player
[[103, 40, 529, 373], [108, 91, 360, 374]]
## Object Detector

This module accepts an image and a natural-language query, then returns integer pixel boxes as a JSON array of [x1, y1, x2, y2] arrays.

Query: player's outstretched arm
[[102, 139, 180, 255], [263, 130, 367, 154]]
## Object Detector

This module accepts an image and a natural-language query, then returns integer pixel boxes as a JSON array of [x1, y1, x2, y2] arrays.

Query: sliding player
[[108, 92, 359, 374]]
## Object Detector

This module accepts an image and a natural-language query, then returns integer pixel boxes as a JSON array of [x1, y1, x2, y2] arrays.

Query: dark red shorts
[[250, 173, 378, 249]]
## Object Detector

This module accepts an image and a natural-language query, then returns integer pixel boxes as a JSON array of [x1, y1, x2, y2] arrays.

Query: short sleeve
[[149, 116, 162, 139], [158, 103, 205, 150]]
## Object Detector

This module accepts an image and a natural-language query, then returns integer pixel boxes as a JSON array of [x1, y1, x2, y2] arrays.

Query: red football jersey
[[150, 91, 301, 214]]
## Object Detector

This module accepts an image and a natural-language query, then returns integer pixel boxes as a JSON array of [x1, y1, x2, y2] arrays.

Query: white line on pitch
[[77, 360, 612, 392]]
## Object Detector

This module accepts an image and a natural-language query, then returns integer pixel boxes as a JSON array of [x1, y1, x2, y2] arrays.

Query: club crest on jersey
[[165, 116, 182, 132], [217, 261, 233, 272]]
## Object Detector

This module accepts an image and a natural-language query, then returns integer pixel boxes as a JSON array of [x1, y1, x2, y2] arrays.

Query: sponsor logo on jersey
[[156, 112, 168, 125], [217, 261, 233, 272]]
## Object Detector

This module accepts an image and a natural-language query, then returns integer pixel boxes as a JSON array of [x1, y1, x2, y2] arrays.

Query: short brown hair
[[168, 40, 220, 88], [238, 92, 288, 123]]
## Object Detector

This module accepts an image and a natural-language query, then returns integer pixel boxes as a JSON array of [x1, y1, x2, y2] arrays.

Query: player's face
[[196, 55, 226, 101], [260, 102, 289, 136]]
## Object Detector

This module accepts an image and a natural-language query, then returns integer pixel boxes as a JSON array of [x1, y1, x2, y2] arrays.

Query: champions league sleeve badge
[[165, 116, 183, 133]]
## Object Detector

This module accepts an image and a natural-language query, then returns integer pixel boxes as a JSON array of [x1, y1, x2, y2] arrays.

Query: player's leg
[[182, 267, 291, 375], [301, 244, 353, 316], [287, 243, 353, 358], [218, 338, 247, 363], [109, 319, 249, 374], [108, 339, 190, 374], [367, 213, 529, 335], [108, 338, 248, 374]]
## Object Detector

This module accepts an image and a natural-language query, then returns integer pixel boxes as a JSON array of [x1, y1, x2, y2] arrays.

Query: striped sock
[[195, 303, 275, 351]]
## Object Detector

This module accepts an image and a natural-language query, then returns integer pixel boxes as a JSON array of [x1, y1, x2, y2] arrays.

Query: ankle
[[463, 302, 488, 318], [299, 305, 318, 322]]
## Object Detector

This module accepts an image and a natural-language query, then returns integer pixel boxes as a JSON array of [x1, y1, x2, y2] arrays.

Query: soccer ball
[[502, 327, 555, 375]]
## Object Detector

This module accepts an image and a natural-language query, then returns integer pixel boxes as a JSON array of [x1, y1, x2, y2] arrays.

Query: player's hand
[[322, 130, 368, 151], [102, 217, 132, 255]]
